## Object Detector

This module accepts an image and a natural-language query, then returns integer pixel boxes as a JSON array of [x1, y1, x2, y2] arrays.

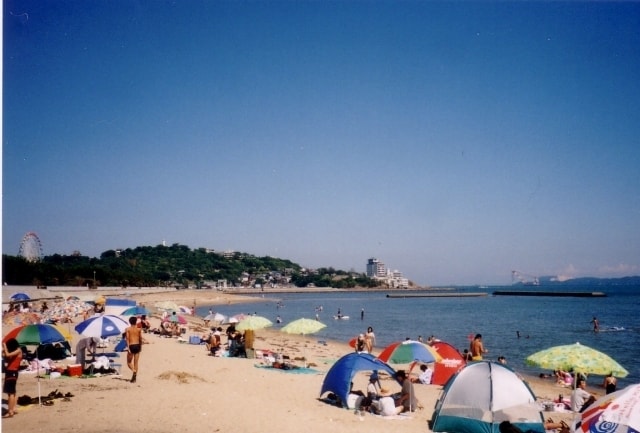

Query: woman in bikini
[[125, 316, 143, 383]]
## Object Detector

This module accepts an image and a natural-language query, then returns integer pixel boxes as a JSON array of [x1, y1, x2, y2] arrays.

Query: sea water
[[196, 285, 640, 387]]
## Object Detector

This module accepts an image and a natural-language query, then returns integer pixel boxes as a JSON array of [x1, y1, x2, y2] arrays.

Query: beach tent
[[104, 298, 136, 316], [431, 361, 544, 433], [319, 352, 399, 408]]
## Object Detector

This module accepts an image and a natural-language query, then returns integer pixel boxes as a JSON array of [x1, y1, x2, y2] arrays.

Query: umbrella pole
[[36, 346, 42, 406], [302, 333, 307, 368]]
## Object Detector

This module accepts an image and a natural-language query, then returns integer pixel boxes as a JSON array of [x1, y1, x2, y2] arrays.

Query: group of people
[[349, 369, 422, 416], [200, 324, 249, 358], [353, 327, 376, 353]]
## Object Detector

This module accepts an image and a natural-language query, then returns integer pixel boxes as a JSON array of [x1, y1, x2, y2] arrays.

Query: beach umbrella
[[2, 324, 68, 406], [3, 324, 68, 345], [377, 340, 443, 364], [236, 315, 273, 332], [155, 300, 179, 311], [227, 313, 247, 324], [204, 312, 226, 324], [75, 315, 129, 338], [280, 318, 326, 336], [164, 314, 187, 325], [120, 306, 151, 316], [177, 305, 192, 315], [52, 324, 73, 342], [280, 318, 327, 367], [10, 292, 31, 302], [43, 299, 94, 323], [3, 311, 42, 326], [525, 342, 629, 377], [574, 384, 640, 433]]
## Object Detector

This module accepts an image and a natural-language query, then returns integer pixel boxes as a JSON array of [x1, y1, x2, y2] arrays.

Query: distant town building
[[366, 258, 409, 289], [366, 258, 387, 278]]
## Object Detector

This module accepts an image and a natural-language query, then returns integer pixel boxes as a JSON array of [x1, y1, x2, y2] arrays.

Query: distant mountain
[[520, 275, 640, 286]]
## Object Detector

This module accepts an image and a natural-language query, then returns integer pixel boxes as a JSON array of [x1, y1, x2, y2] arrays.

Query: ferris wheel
[[19, 231, 43, 262]]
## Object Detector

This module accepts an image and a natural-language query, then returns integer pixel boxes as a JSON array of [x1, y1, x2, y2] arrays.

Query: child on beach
[[125, 316, 143, 383]]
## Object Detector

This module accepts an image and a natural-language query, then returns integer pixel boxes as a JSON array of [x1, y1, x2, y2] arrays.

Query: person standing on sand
[[470, 334, 488, 360], [365, 326, 376, 353], [602, 373, 617, 394], [125, 316, 143, 383], [2, 338, 22, 418]]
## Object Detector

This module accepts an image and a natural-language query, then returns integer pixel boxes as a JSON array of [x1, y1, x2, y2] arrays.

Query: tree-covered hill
[[2, 244, 380, 289]]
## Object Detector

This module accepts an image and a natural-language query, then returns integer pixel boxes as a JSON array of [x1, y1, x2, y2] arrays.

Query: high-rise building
[[366, 258, 386, 278]]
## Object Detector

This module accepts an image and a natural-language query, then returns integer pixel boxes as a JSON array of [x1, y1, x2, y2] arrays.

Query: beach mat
[[254, 364, 319, 374]]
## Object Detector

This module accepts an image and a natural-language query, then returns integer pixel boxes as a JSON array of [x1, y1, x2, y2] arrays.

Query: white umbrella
[[204, 313, 226, 324], [75, 315, 129, 338]]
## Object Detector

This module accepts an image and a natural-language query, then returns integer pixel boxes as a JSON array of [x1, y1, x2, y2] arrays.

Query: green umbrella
[[236, 315, 273, 332], [525, 342, 628, 377]]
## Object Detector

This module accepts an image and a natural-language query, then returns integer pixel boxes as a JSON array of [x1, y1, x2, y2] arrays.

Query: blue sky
[[3, 1, 640, 286]]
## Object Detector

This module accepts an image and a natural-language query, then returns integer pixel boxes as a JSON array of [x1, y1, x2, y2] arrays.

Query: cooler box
[[67, 364, 83, 377], [189, 336, 201, 345]]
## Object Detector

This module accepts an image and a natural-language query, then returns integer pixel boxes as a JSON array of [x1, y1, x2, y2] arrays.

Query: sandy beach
[[2, 288, 583, 433]]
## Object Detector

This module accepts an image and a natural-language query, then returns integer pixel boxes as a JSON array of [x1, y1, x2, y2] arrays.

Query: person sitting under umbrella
[[411, 364, 433, 384], [571, 378, 596, 412]]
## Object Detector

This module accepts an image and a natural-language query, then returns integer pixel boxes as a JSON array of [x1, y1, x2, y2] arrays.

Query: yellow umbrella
[[236, 316, 273, 332], [280, 318, 327, 367], [525, 342, 628, 377]]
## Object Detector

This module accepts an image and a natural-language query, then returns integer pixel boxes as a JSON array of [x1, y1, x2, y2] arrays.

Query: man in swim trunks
[[470, 334, 488, 361], [125, 316, 143, 383]]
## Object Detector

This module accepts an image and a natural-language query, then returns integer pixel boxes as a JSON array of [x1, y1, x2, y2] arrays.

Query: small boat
[[333, 315, 350, 320]]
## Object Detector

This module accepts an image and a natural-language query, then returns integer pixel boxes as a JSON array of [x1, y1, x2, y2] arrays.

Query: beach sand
[[2, 289, 582, 433]]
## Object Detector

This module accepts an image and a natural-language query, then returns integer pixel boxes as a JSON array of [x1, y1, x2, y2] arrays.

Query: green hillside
[[2, 244, 379, 289]]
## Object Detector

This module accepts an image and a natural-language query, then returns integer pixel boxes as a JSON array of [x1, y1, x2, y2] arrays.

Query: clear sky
[[3, 1, 640, 286]]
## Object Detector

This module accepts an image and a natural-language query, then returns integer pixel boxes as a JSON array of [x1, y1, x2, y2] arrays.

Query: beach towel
[[254, 364, 319, 374]]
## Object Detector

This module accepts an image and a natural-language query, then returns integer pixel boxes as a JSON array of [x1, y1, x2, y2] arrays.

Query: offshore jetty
[[386, 292, 488, 298], [492, 290, 606, 297]]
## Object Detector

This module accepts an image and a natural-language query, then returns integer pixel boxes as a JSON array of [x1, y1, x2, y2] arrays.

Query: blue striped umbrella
[[75, 315, 129, 338]]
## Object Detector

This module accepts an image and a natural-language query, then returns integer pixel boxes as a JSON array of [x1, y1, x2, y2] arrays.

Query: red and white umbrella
[[575, 384, 640, 433], [164, 314, 187, 325]]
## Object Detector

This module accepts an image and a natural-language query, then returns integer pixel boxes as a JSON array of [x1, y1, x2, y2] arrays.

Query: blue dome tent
[[319, 352, 399, 407]]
